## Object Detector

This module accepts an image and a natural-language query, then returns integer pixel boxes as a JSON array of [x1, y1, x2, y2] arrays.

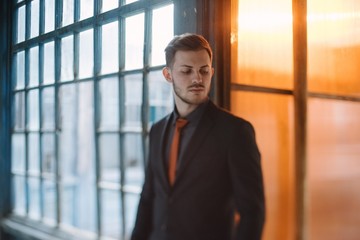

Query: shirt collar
[[172, 99, 209, 125]]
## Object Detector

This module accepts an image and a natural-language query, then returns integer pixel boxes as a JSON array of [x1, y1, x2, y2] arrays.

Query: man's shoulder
[[209, 101, 252, 127], [150, 114, 171, 131]]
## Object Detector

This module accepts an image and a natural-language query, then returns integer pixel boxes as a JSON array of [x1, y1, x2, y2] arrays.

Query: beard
[[172, 80, 209, 105]]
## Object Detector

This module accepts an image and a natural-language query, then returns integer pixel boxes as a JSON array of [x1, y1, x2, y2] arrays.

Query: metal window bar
[[231, 83, 360, 103], [118, 3, 126, 237], [54, 0, 63, 227], [93, 0, 102, 235], [24, 0, 31, 218], [38, 0, 45, 221], [93, 41, 102, 236]]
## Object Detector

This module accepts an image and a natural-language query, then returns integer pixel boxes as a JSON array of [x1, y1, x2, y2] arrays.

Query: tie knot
[[175, 118, 188, 129]]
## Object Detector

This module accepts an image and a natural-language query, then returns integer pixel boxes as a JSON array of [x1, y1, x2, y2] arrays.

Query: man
[[131, 33, 265, 240]]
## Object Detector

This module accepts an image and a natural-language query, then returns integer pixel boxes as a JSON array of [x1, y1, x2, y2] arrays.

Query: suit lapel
[[156, 114, 172, 192], [173, 102, 217, 186]]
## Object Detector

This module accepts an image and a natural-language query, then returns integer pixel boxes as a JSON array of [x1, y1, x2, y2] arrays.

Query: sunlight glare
[[238, 11, 293, 33]]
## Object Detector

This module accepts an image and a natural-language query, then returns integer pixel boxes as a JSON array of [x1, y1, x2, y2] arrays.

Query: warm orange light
[[308, 5, 360, 46], [236, 1, 293, 78], [236, 0, 360, 77], [238, 1, 360, 46], [238, 12, 292, 33], [238, 1, 292, 33], [233, 1, 360, 240]]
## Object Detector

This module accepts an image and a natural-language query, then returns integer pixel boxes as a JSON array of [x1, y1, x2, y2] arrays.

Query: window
[[10, 0, 174, 239], [231, 0, 360, 239]]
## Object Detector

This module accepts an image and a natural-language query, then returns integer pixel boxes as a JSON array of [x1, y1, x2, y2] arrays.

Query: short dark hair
[[164, 33, 213, 68]]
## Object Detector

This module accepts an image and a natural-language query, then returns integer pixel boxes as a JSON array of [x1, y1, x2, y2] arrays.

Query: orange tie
[[168, 118, 188, 185]]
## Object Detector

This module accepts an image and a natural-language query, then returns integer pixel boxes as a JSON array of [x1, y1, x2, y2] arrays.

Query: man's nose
[[192, 71, 203, 83]]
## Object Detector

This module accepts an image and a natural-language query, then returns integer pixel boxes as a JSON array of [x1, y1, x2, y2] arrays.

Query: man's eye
[[181, 69, 192, 74], [200, 69, 209, 75]]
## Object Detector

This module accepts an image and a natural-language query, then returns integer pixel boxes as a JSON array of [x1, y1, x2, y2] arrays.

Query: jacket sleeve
[[131, 130, 155, 240], [228, 120, 265, 240]]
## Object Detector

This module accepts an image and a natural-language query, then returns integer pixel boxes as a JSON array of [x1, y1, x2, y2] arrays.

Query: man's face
[[163, 49, 214, 108]]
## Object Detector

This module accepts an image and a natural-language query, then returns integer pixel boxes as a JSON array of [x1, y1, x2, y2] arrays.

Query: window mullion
[[74, 33, 79, 80], [74, 0, 80, 22], [142, 7, 152, 167], [38, 0, 45, 221], [54, 0, 63, 227], [24, 0, 31, 218], [94, 0, 102, 236], [117, 9, 126, 239], [74, 0, 80, 80]]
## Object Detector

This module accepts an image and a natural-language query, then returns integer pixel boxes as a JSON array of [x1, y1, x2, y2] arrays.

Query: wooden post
[[292, 0, 308, 240]]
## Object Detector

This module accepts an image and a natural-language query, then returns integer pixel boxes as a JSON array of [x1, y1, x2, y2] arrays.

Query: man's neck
[[176, 104, 198, 118], [174, 98, 209, 118]]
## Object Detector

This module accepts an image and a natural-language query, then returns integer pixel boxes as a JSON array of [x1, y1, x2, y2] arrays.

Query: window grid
[[11, 0, 174, 239]]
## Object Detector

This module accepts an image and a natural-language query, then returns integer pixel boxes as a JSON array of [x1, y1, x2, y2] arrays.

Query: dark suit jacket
[[132, 101, 265, 240]]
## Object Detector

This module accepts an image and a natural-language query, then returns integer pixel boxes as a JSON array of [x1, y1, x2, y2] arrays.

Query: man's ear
[[162, 67, 172, 83]]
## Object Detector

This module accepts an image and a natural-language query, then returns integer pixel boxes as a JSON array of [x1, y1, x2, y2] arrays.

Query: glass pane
[[124, 133, 144, 186], [14, 92, 25, 130], [17, 6, 25, 43], [308, 1, 360, 97], [151, 4, 173, 66], [231, 91, 295, 240], [15, 51, 25, 89], [99, 77, 119, 130], [42, 87, 55, 130], [61, 35, 74, 81], [148, 70, 173, 124], [30, 0, 39, 38], [60, 82, 96, 232], [13, 175, 26, 215], [101, 21, 118, 74], [27, 89, 40, 130], [102, 0, 118, 13], [61, 173, 97, 228], [43, 41, 55, 84], [59, 84, 77, 177], [125, 0, 138, 4], [124, 74, 142, 128], [124, 194, 140, 239], [58, 81, 76, 224], [99, 134, 120, 182], [29, 46, 39, 87], [42, 133, 56, 174], [308, 98, 360, 240], [125, 13, 144, 70], [235, 0, 293, 89], [80, 0, 93, 20], [29, 177, 40, 219], [61, 184, 75, 225], [44, 0, 55, 33], [43, 180, 56, 222], [59, 82, 95, 178], [63, 0, 74, 26], [79, 28, 93, 78], [101, 189, 122, 238], [28, 133, 40, 174], [11, 134, 26, 173]]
